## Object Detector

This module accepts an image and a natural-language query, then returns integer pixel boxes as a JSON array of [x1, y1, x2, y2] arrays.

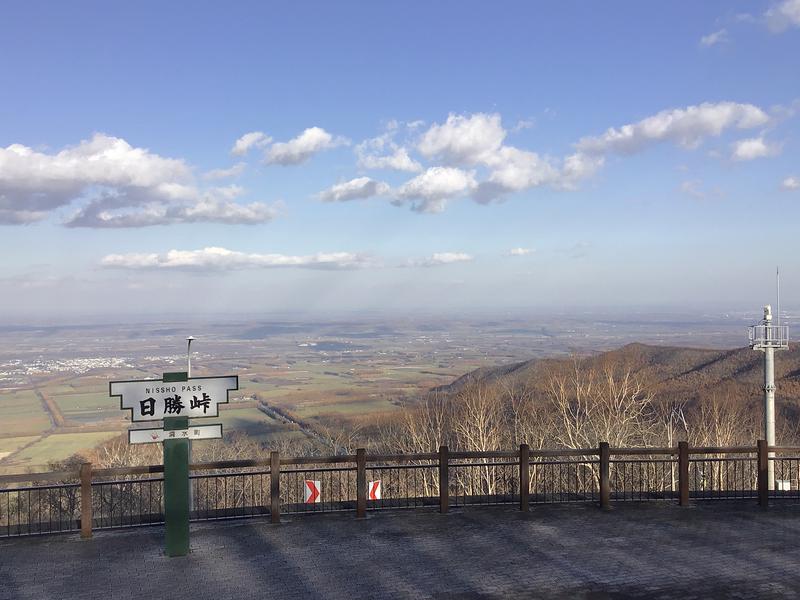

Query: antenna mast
[[777, 267, 780, 328], [749, 275, 789, 491]]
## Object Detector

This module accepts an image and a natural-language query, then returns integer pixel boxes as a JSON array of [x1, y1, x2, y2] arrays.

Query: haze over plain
[[1, 2, 799, 319]]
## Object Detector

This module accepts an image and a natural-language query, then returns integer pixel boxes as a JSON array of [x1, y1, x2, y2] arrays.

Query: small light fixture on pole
[[186, 336, 195, 378]]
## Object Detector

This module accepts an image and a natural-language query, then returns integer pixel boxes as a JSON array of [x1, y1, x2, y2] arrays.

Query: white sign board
[[129, 424, 223, 445], [111, 375, 238, 422]]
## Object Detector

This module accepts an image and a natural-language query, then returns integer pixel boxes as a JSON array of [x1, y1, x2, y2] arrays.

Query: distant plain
[[0, 311, 759, 472]]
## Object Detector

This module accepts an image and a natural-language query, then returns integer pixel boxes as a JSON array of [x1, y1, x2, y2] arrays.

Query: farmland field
[[52, 391, 121, 424], [210, 407, 305, 442], [1, 311, 744, 472], [0, 431, 121, 473], [0, 389, 52, 437], [0, 435, 40, 457]]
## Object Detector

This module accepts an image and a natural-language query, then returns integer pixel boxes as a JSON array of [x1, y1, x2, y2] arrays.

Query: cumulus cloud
[[203, 163, 246, 180], [65, 189, 279, 228], [358, 146, 422, 172], [508, 247, 533, 256], [231, 131, 271, 156], [475, 146, 560, 203], [408, 252, 473, 267], [765, 0, 800, 31], [730, 136, 781, 160], [782, 176, 800, 190], [394, 167, 477, 213], [404, 113, 573, 206], [560, 152, 605, 186], [575, 102, 769, 155], [417, 113, 506, 164], [318, 177, 390, 202], [700, 29, 728, 47], [0, 134, 276, 227], [265, 127, 347, 165], [101, 247, 372, 271], [356, 128, 423, 173]]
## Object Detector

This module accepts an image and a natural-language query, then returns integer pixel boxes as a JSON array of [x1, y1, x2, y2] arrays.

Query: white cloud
[[356, 128, 423, 173], [65, 188, 279, 228], [394, 167, 477, 213], [731, 136, 781, 161], [231, 131, 271, 156], [679, 179, 724, 201], [408, 252, 473, 267], [475, 146, 560, 203], [418, 113, 506, 164], [203, 163, 246, 180], [265, 127, 347, 165], [511, 118, 536, 133], [318, 177, 390, 202], [765, 0, 800, 31], [700, 29, 728, 47], [358, 146, 422, 172], [575, 102, 769, 155], [782, 176, 800, 190], [508, 247, 533, 256], [101, 247, 372, 271], [680, 180, 707, 200], [560, 152, 605, 186], [0, 134, 276, 227]]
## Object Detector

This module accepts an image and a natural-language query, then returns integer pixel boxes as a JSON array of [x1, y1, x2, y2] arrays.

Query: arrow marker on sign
[[304, 480, 321, 503], [368, 480, 382, 500]]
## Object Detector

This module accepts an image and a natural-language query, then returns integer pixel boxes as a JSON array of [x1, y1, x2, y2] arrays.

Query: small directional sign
[[368, 480, 382, 500], [304, 480, 321, 503], [129, 424, 223, 445], [111, 375, 238, 422]]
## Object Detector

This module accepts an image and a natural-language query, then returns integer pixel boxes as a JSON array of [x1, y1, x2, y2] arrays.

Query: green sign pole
[[163, 372, 190, 557]]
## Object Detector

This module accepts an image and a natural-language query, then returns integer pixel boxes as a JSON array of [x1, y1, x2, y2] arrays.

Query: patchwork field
[[0, 359, 457, 470], [0, 389, 52, 437], [52, 391, 121, 424], [212, 407, 305, 443], [0, 431, 121, 473]]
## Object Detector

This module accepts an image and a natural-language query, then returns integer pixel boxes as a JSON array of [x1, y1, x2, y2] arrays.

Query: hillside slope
[[440, 342, 800, 408]]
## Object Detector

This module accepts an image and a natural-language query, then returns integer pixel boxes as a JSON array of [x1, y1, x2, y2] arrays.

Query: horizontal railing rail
[[1, 441, 796, 538]]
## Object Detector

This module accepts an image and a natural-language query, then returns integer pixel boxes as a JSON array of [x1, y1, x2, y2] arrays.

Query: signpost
[[111, 374, 238, 421], [111, 369, 238, 557], [304, 480, 321, 503], [129, 424, 223, 444], [368, 480, 382, 501]]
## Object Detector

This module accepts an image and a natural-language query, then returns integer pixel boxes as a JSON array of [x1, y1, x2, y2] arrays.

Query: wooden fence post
[[356, 448, 366, 518], [80, 462, 92, 539], [678, 441, 689, 506], [599, 442, 610, 510], [439, 445, 449, 514], [758, 439, 769, 508], [519, 444, 530, 512], [270, 451, 280, 523]]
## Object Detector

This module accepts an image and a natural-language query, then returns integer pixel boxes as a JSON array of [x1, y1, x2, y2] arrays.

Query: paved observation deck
[[2, 503, 800, 599]]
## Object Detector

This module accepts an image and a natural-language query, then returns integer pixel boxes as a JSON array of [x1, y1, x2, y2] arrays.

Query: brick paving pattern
[[2, 503, 800, 599]]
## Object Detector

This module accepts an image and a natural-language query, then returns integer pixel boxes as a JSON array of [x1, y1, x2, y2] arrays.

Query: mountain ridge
[[439, 342, 800, 409]]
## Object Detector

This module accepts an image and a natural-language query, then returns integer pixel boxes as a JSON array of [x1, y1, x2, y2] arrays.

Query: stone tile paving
[[2, 502, 800, 599]]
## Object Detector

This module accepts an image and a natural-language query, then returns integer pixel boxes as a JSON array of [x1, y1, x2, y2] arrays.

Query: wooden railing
[[1, 441, 797, 538]]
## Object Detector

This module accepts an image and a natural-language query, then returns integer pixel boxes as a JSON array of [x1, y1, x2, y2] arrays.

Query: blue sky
[[1, 1, 799, 318]]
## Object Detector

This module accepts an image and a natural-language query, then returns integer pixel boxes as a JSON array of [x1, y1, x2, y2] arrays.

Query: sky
[[1, 1, 799, 319]]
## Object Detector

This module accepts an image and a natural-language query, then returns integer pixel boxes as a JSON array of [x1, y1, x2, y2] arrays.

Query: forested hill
[[440, 342, 800, 408]]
